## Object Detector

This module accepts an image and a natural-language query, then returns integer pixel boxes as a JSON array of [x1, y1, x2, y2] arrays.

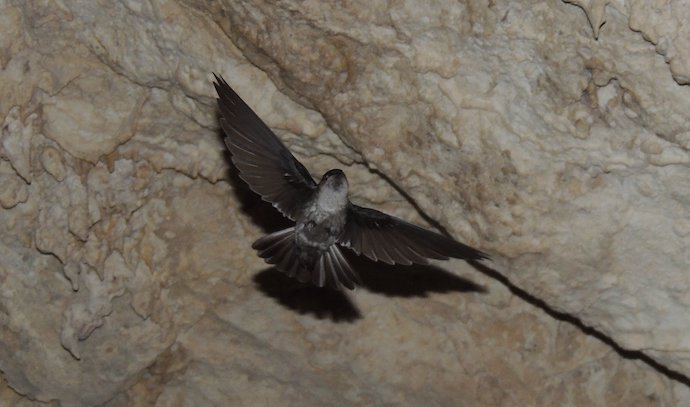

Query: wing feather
[[214, 74, 317, 220], [339, 204, 488, 266], [331, 247, 361, 288]]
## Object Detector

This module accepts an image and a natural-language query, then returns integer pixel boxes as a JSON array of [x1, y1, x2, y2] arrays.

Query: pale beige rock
[[628, 0, 690, 84], [0, 0, 689, 406], [39, 145, 67, 182], [0, 240, 174, 405], [61, 251, 132, 359], [0, 160, 28, 209], [564, 0, 611, 39], [1, 106, 35, 183], [41, 70, 148, 163]]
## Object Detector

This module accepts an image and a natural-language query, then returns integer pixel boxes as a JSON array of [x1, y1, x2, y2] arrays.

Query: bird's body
[[293, 171, 349, 274], [297, 170, 350, 251], [213, 74, 488, 290]]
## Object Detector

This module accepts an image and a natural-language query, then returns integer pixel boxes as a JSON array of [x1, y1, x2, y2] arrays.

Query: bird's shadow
[[350, 254, 486, 298], [253, 268, 363, 322], [252, 254, 486, 323]]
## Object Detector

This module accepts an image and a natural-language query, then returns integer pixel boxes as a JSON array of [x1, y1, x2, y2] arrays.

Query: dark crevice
[[469, 260, 690, 387]]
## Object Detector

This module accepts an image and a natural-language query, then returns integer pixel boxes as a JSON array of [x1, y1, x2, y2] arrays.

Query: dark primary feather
[[339, 204, 489, 266], [213, 73, 317, 220]]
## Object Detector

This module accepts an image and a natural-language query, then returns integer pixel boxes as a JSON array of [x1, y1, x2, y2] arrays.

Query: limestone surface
[[0, 0, 689, 405]]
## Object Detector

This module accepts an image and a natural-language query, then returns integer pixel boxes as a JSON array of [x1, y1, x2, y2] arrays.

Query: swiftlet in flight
[[213, 74, 488, 290]]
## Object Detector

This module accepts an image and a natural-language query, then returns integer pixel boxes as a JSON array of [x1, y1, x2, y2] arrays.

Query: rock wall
[[0, 0, 689, 405]]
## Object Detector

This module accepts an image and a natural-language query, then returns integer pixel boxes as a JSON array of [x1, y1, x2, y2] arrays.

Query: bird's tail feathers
[[252, 228, 361, 290], [252, 227, 309, 283], [313, 245, 361, 290]]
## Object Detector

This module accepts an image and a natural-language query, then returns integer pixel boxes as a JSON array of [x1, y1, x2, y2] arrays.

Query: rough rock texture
[[1, 0, 689, 405]]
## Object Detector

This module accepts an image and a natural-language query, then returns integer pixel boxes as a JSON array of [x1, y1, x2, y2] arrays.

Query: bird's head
[[319, 169, 348, 194]]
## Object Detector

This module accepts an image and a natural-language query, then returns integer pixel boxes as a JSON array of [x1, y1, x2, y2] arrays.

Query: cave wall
[[1, 0, 689, 405]]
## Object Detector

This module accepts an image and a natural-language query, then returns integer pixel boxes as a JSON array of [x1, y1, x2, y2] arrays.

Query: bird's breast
[[296, 203, 346, 251]]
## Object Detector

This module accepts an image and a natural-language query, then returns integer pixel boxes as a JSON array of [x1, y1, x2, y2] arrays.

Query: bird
[[213, 73, 489, 290]]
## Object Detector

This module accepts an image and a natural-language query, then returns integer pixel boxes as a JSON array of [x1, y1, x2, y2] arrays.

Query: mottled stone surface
[[203, 0, 690, 378], [1, 0, 689, 405]]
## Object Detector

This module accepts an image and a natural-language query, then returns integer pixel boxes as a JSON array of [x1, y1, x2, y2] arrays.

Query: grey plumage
[[214, 73, 488, 290]]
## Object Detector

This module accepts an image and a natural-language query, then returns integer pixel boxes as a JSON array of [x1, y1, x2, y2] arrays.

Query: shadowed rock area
[[1, 0, 690, 405]]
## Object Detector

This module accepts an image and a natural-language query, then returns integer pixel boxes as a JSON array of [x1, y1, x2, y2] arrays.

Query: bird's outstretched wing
[[213, 74, 317, 220], [339, 204, 489, 265]]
